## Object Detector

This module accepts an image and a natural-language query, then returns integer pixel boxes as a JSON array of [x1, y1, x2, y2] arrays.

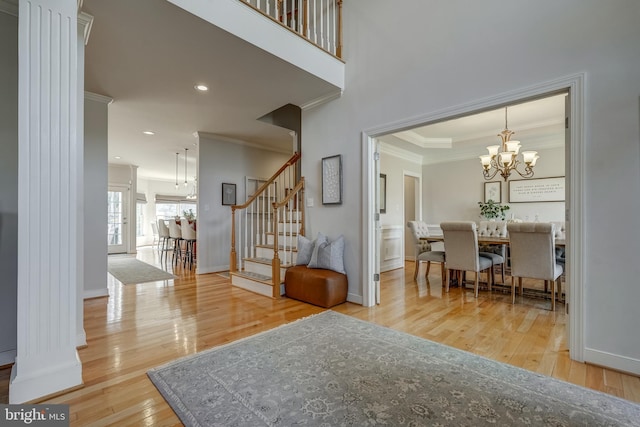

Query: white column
[[10, 0, 83, 403]]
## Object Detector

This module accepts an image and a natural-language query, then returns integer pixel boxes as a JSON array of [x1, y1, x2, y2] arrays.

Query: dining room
[[376, 93, 567, 309]]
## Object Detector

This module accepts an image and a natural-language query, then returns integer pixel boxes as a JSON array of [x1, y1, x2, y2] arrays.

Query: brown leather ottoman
[[284, 265, 348, 308]]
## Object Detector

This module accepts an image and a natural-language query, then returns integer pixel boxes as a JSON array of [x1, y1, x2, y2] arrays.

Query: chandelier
[[186, 176, 197, 200], [479, 107, 539, 181]]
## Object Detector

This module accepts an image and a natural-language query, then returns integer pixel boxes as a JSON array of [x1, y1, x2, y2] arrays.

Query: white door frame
[[107, 185, 129, 254], [402, 171, 422, 261], [361, 73, 585, 362]]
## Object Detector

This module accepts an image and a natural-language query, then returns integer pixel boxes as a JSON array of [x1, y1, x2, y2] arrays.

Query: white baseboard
[[584, 348, 640, 376], [347, 293, 363, 305], [0, 349, 16, 367], [197, 264, 229, 275], [84, 287, 109, 299]]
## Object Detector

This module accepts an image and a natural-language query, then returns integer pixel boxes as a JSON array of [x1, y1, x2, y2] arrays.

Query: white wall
[[0, 11, 18, 366], [84, 95, 110, 299], [197, 134, 290, 273], [423, 146, 565, 224], [302, 0, 640, 374]]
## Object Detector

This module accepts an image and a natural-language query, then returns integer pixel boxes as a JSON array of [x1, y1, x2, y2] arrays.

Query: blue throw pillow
[[295, 233, 326, 266], [307, 234, 346, 274]]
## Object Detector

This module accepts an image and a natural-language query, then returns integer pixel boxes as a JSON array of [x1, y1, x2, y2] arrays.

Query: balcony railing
[[240, 0, 343, 58]]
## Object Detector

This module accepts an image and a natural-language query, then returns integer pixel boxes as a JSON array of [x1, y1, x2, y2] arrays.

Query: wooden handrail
[[231, 152, 301, 211], [272, 177, 305, 210]]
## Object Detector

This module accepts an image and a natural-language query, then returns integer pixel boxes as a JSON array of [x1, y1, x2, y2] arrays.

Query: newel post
[[230, 207, 237, 272]]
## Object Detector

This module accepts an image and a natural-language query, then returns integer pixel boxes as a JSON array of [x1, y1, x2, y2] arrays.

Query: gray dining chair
[[440, 221, 493, 298], [477, 220, 507, 284], [407, 221, 446, 284], [507, 222, 563, 311]]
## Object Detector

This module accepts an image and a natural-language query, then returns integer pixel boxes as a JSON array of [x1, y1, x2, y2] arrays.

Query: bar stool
[[168, 219, 183, 266], [180, 220, 197, 269]]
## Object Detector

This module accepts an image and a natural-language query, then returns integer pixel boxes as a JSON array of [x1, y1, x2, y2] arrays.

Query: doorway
[[108, 186, 129, 254], [363, 74, 585, 362], [403, 173, 420, 262]]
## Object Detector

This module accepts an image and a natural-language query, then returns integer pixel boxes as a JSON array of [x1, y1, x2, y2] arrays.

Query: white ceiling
[[83, 0, 340, 181], [379, 94, 567, 164], [84, 0, 566, 179]]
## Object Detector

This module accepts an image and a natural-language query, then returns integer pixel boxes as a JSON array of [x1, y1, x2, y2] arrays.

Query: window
[[136, 203, 145, 237], [156, 202, 179, 220]]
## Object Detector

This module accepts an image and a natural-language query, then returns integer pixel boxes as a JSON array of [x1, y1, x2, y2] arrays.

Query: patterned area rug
[[107, 257, 175, 285], [148, 311, 640, 426]]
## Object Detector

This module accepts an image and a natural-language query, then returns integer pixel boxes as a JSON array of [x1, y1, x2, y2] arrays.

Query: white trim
[[76, 330, 87, 348], [196, 264, 230, 274], [347, 293, 363, 305], [361, 133, 376, 307], [84, 288, 109, 299], [0, 350, 16, 367], [584, 348, 640, 376], [197, 131, 292, 155], [77, 11, 93, 45], [379, 142, 423, 165], [85, 91, 113, 104], [362, 73, 586, 363]]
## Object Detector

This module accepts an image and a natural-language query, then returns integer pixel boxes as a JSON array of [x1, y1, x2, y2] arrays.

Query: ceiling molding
[[196, 131, 291, 155], [0, 0, 18, 16], [85, 91, 113, 104], [78, 11, 94, 45], [379, 142, 423, 165], [394, 130, 453, 149]]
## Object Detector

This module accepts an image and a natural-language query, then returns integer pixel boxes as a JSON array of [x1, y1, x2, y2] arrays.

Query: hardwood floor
[[1, 248, 639, 425]]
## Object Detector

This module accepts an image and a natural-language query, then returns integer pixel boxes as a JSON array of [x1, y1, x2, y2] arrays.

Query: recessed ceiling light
[[114, 156, 121, 159], [143, 131, 155, 135], [194, 84, 208, 92]]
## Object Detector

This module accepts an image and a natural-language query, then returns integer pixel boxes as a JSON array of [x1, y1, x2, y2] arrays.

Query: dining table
[[420, 235, 565, 247]]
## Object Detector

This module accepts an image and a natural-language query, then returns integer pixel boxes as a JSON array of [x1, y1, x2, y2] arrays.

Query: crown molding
[[78, 11, 93, 45], [85, 91, 113, 104], [379, 142, 423, 165], [0, 0, 18, 16], [196, 132, 291, 155]]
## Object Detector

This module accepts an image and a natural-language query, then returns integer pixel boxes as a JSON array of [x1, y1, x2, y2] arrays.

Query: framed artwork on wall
[[484, 181, 502, 203], [379, 173, 387, 213], [322, 155, 342, 205], [222, 183, 236, 205], [508, 176, 565, 203]]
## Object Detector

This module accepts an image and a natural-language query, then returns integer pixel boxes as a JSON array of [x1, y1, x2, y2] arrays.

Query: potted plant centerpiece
[[478, 199, 510, 220]]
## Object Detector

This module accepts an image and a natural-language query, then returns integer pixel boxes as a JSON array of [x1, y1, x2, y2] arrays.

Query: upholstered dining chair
[[477, 220, 507, 284], [168, 219, 183, 266], [180, 220, 197, 270], [406, 221, 446, 284], [507, 222, 563, 311], [440, 221, 493, 298], [157, 219, 171, 263]]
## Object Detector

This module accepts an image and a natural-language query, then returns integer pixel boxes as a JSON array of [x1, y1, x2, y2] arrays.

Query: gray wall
[[197, 135, 289, 273], [84, 96, 109, 298], [302, 0, 640, 372], [0, 11, 18, 365]]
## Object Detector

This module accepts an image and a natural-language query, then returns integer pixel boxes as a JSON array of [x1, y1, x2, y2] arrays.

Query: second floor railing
[[240, 0, 343, 58]]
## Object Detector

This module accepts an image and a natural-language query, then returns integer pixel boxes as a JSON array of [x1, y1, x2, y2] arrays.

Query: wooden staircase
[[229, 153, 304, 298]]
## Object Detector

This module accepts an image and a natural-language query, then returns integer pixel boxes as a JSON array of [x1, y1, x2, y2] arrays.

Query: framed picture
[[222, 183, 236, 205], [379, 173, 387, 213], [322, 155, 342, 205], [508, 176, 565, 203], [484, 181, 501, 203]]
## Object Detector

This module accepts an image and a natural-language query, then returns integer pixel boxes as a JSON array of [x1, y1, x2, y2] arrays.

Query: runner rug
[[148, 311, 640, 426], [107, 256, 175, 285]]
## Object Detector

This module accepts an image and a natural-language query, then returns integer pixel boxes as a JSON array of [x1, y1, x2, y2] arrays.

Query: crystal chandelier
[[186, 176, 197, 200], [479, 107, 539, 181]]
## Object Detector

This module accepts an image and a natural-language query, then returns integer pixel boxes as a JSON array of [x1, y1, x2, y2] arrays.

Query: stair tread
[[231, 270, 272, 284]]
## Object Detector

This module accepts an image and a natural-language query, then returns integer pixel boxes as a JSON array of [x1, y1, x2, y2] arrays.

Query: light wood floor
[[1, 248, 639, 425]]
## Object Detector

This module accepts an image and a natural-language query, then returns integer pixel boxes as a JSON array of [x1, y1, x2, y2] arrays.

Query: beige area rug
[[148, 311, 640, 426], [107, 256, 176, 285]]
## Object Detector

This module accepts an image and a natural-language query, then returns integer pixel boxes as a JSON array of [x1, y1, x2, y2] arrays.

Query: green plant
[[183, 209, 195, 221], [478, 200, 510, 220]]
